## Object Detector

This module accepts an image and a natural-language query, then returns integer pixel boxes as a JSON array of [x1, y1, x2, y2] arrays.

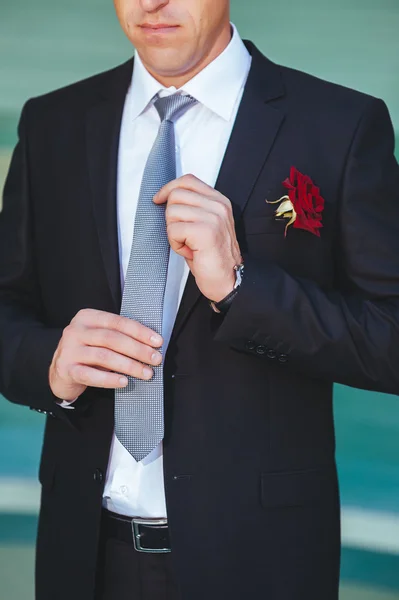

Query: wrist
[[209, 252, 243, 302], [210, 261, 244, 314], [211, 273, 236, 303]]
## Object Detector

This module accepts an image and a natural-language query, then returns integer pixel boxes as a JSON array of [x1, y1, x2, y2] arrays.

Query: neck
[[140, 23, 232, 89]]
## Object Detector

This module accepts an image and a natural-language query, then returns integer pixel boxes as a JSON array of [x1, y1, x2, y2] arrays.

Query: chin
[[141, 49, 192, 79]]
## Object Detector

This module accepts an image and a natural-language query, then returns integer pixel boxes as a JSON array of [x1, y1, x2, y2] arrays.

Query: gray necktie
[[115, 93, 197, 462]]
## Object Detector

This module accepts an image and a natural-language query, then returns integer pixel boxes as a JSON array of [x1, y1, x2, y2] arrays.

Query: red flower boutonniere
[[266, 167, 325, 237]]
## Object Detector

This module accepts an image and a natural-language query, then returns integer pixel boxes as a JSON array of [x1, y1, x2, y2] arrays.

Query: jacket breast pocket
[[260, 467, 337, 509], [239, 216, 286, 236]]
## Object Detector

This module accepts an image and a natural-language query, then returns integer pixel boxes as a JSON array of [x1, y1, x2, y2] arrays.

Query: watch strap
[[210, 286, 240, 314], [209, 262, 244, 314]]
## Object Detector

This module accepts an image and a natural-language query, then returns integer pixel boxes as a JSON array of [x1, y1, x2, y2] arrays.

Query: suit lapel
[[86, 59, 133, 313], [171, 42, 286, 342]]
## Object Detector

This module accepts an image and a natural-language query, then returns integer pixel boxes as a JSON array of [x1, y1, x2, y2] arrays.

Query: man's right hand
[[49, 309, 164, 402]]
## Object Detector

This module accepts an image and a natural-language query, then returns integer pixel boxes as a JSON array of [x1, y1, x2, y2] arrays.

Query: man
[[1, 0, 399, 598]]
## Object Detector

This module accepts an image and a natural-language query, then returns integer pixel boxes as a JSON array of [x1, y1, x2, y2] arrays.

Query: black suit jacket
[[1, 41, 399, 600]]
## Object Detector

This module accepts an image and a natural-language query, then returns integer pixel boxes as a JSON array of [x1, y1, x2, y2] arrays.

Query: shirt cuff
[[58, 398, 78, 410]]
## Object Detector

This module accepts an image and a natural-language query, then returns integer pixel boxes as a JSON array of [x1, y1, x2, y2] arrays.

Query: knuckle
[[55, 358, 67, 380], [100, 328, 114, 345], [74, 308, 90, 322], [113, 352, 134, 375], [71, 364, 88, 384], [65, 321, 78, 335], [61, 325, 78, 347], [62, 324, 73, 340], [168, 189, 182, 204], [209, 213, 221, 228], [97, 311, 110, 328], [100, 312, 112, 328], [109, 313, 123, 331], [218, 202, 230, 218]]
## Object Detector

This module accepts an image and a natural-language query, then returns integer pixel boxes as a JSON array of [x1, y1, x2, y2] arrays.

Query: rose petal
[[280, 168, 324, 237]]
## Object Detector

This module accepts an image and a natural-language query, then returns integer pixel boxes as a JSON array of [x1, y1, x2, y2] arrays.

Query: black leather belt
[[102, 508, 171, 553]]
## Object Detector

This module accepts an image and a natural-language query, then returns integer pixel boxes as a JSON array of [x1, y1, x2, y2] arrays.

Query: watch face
[[234, 264, 244, 288]]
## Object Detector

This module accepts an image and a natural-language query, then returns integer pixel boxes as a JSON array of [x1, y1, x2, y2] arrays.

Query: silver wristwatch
[[209, 262, 245, 314]]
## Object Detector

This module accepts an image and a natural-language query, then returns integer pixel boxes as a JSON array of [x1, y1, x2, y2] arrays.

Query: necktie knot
[[154, 93, 197, 123]]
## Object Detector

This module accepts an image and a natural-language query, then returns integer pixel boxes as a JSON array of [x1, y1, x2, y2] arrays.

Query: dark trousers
[[95, 512, 181, 600]]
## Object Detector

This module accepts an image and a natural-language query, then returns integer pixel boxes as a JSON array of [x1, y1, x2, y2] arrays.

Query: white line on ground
[[341, 506, 399, 556], [0, 479, 398, 555], [0, 478, 41, 515]]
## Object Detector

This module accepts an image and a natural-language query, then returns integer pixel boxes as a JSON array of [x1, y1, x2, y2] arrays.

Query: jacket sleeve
[[0, 102, 74, 423], [215, 98, 399, 396]]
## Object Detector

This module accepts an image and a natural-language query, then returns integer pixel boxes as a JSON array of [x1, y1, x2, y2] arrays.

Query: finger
[[166, 221, 210, 256], [166, 203, 220, 226], [69, 365, 130, 389], [78, 346, 154, 380], [154, 174, 224, 205], [164, 190, 236, 248], [85, 328, 162, 366], [73, 309, 163, 347], [164, 188, 232, 218]]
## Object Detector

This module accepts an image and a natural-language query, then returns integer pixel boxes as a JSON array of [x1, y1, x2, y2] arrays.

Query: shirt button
[[93, 469, 104, 484], [245, 341, 256, 351], [120, 485, 128, 495], [279, 354, 288, 363], [267, 350, 277, 359], [256, 345, 266, 355]]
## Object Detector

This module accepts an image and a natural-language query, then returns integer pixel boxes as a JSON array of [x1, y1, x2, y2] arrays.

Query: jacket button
[[256, 345, 266, 355], [246, 341, 256, 351], [279, 354, 288, 363], [93, 469, 104, 484], [267, 350, 277, 359]]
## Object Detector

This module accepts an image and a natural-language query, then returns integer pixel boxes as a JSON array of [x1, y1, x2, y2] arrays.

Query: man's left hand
[[153, 174, 242, 303]]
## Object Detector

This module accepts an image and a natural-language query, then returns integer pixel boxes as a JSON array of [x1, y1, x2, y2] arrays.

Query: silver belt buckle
[[132, 517, 171, 554]]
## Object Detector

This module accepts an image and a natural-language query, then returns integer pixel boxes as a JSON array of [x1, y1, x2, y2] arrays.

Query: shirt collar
[[129, 23, 251, 122]]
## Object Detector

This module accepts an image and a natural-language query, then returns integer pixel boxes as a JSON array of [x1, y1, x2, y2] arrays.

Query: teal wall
[[0, 0, 398, 145]]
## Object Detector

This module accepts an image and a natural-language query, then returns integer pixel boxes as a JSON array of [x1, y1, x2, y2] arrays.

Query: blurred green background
[[0, 1, 398, 599]]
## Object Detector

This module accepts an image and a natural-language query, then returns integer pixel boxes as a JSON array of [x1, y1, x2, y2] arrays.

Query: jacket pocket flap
[[261, 467, 335, 508], [240, 216, 286, 236]]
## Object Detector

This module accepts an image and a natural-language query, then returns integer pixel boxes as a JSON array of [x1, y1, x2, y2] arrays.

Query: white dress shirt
[[65, 24, 251, 518]]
